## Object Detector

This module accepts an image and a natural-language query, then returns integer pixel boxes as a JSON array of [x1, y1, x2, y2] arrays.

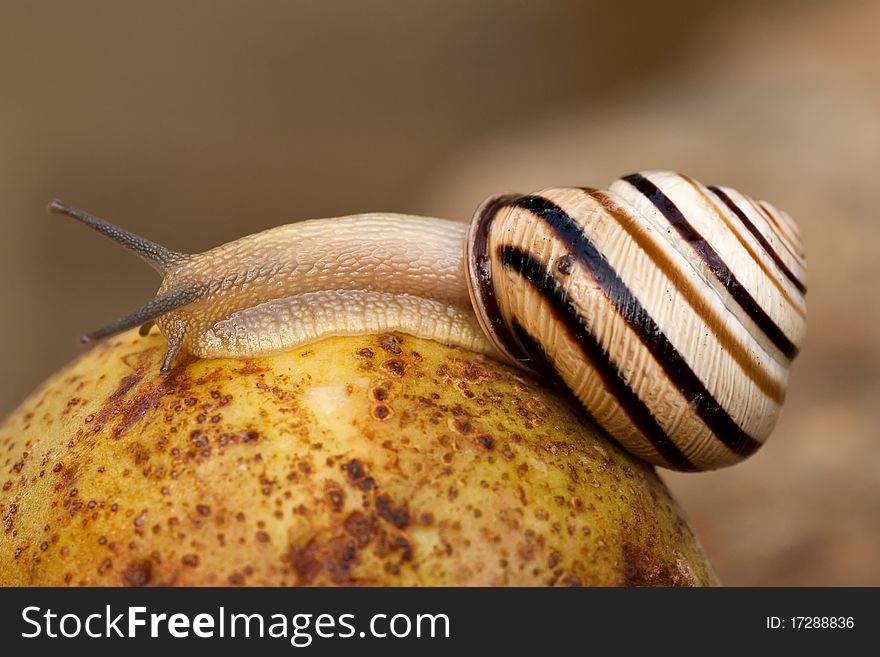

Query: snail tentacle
[[80, 283, 205, 345], [48, 200, 185, 272]]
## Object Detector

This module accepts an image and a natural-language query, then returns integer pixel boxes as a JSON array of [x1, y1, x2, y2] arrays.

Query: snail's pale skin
[[50, 171, 806, 472]]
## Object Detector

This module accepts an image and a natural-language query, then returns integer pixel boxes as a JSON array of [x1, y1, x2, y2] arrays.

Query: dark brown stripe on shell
[[506, 194, 763, 459], [511, 321, 576, 397], [510, 320, 610, 434], [469, 195, 531, 367], [622, 173, 799, 360], [747, 197, 807, 276], [498, 244, 698, 470], [757, 201, 805, 260], [681, 178, 806, 321], [707, 185, 807, 295], [586, 189, 784, 404]]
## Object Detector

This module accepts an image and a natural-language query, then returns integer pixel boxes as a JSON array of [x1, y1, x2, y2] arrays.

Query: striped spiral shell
[[466, 171, 807, 471]]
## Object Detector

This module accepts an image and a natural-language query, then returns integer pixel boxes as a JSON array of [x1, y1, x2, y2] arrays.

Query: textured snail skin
[[50, 170, 806, 471], [47, 205, 496, 371], [154, 214, 495, 368]]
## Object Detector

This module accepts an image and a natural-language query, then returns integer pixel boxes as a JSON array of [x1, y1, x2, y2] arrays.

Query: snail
[[49, 170, 806, 471]]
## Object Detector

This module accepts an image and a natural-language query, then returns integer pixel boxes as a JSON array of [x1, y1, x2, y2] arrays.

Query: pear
[[0, 330, 716, 586]]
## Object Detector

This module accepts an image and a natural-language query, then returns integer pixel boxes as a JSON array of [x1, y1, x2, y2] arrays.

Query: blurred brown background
[[1, 0, 877, 585]]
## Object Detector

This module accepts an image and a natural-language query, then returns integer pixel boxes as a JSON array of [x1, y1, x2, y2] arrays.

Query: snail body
[[50, 171, 806, 471]]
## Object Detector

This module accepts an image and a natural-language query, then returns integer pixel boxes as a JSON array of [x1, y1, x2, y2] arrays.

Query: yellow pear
[[0, 330, 716, 586]]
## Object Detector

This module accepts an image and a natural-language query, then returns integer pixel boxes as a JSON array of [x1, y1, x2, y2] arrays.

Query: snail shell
[[49, 170, 806, 471], [466, 172, 806, 470]]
